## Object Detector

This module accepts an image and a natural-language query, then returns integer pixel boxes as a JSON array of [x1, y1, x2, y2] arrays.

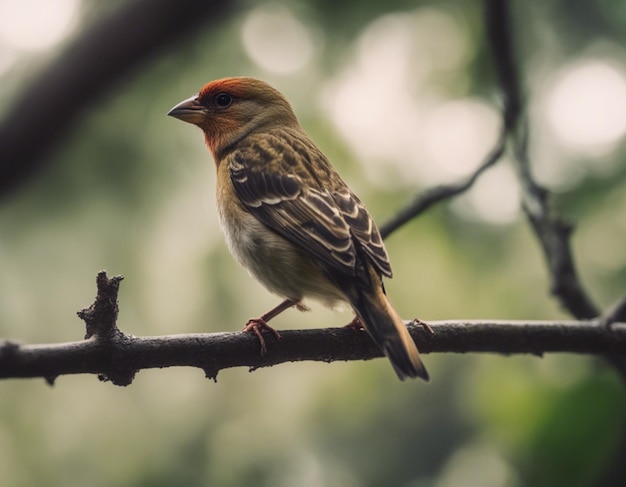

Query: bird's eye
[[215, 93, 232, 109]]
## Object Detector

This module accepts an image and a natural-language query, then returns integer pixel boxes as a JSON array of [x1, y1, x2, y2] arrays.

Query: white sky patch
[[241, 6, 316, 75], [546, 59, 626, 156], [0, 0, 80, 51]]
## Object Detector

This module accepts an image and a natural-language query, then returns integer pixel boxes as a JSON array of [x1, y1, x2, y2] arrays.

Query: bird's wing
[[227, 134, 392, 280]]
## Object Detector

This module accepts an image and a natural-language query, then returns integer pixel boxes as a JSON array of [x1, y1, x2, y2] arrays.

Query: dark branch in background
[[1, 272, 624, 386], [484, 0, 521, 130], [485, 0, 598, 319], [514, 124, 599, 319], [484, 0, 626, 378], [378, 0, 517, 241], [0, 0, 235, 198], [380, 1, 626, 381], [484, 3, 626, 483], [383, 1, 608, 322]]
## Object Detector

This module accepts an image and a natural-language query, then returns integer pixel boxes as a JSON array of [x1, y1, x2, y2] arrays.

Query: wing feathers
[[228, 130, 392, 280]]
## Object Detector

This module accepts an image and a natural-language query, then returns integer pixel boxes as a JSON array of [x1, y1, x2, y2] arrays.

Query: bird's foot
[[243, 318, 281, 355], [411, 318, 435, 335], [344, 316, 365, 331]]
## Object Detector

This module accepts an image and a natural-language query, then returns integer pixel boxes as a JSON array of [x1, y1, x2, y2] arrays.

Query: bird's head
[[168, 77, 299, 159]]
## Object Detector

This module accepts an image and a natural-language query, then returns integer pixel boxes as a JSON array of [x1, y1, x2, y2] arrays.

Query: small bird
[[168, 77, 428, 381]]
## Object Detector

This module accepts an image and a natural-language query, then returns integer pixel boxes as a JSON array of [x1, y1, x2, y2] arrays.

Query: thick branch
[[1, 321, 624, 385], [2, 272, 621, 386]]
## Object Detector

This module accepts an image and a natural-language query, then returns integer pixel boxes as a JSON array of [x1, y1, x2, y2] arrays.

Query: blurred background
[[1, 0, 625, 486]]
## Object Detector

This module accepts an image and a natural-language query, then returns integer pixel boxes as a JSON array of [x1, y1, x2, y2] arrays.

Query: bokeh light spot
[[546, 59, 626, 155], [454, 163, 521, 225], [322, 8, 478, 186], [423, 99, 500, 181], [242, 6, 315, 74], [0, 0, 80, 51], [412, 7, 473, 73]]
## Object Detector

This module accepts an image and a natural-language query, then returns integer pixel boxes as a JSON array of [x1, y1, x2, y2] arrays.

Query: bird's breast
[[215, 168, 346, 307]]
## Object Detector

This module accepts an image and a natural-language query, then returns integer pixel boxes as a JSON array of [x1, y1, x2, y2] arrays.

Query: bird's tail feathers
[[350, 282, 429, 381]]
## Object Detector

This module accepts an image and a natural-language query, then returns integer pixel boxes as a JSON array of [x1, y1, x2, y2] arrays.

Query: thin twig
[[380, 125, 507, 239], [599, 295, 626, 329], [379, 1, 517, 240]]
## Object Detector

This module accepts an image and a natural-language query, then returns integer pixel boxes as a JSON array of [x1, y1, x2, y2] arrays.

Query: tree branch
[[601, 295, 626, 328], [380, 126, 507, 239], [1, 272, 624, 386], [485, 0, 626, 379], [485, 0, 600, 320], [378, 0, 521, 241], [2, 321, 624, 386], [514, 127, 600, 319]]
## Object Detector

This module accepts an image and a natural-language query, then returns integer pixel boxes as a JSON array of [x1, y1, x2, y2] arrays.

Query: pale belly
[[216, 189, 347, 308]]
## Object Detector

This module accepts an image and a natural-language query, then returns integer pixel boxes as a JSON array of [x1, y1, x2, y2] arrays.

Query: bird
[[167, 77, 429, 381]]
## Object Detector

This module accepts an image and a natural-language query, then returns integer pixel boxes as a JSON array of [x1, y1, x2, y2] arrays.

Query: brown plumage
[[168, 77, 428, 381]]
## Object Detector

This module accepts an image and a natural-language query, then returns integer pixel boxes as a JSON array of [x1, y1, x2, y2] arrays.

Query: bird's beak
[[167, 95, 205, 124]]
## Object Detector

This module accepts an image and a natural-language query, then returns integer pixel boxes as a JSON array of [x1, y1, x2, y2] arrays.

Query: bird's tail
[[349, 273, 429, 381]]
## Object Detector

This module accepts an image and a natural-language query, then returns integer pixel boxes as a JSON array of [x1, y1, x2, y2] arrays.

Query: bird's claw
[[243, 318, 281, 355], [344, 316, 365, 331], [411, 318, 435, 335]]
